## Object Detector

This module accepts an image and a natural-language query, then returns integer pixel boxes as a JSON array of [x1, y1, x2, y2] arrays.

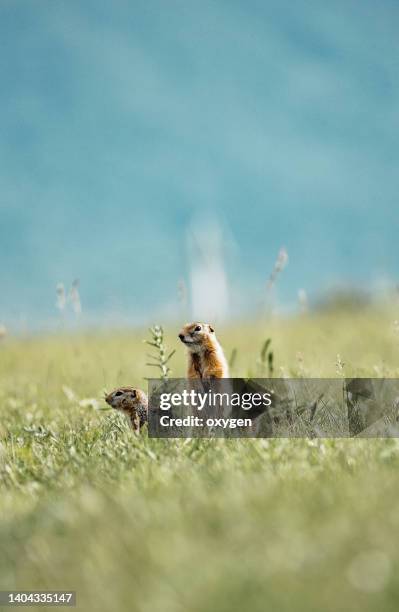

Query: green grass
[[1, 308, 399, 611]]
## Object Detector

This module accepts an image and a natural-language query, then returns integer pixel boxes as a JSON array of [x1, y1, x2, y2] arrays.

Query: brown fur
[[105, 387, 148, 432], [178, 322, 229, 379]]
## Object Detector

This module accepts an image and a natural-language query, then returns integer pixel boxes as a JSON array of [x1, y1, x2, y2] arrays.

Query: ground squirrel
[[178, 322, 229, 379], [105, 387, 148, 432]]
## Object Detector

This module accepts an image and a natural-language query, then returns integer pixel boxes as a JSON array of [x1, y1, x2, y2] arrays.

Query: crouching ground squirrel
[[178, 322, 229, 379], [105, 387, 148, 432]]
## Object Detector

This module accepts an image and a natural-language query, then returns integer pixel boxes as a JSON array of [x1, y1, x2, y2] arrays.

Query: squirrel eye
[[194, 325, 202, 332], [114, 391, 123, 397]]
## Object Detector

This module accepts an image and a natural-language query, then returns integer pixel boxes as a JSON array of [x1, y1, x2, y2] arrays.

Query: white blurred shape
[[298, 288, 308, 313], [187, 216, 229, 322]]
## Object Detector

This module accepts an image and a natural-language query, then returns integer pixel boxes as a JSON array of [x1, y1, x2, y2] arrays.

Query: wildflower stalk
[[266, 247, 288, 292], [257, 338, 274, 376], [70, 279, 82, 316], [145, 325, 175, 381], [265, 247, 288, 315]]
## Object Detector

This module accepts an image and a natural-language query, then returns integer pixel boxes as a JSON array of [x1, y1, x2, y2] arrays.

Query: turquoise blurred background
[[1, 0, 398, 328]]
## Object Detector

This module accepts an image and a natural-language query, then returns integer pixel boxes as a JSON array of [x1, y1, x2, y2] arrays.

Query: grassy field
[[1, 308, 399, 611]]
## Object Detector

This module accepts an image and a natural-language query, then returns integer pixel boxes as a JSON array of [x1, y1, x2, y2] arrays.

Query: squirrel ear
[[209, 325, 214, 333]]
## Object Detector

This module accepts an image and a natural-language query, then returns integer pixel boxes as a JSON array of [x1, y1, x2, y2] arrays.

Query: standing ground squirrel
[[105, 387, 148, 432], [178, 322, 229, 379]]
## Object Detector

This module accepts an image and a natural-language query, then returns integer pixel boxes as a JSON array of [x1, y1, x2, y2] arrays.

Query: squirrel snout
[[178, 334, 184, 341]]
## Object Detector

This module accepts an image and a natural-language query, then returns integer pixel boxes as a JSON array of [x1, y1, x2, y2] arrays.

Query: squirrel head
[[105, 387, 147, 412], [178, 322, 216, 352]]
